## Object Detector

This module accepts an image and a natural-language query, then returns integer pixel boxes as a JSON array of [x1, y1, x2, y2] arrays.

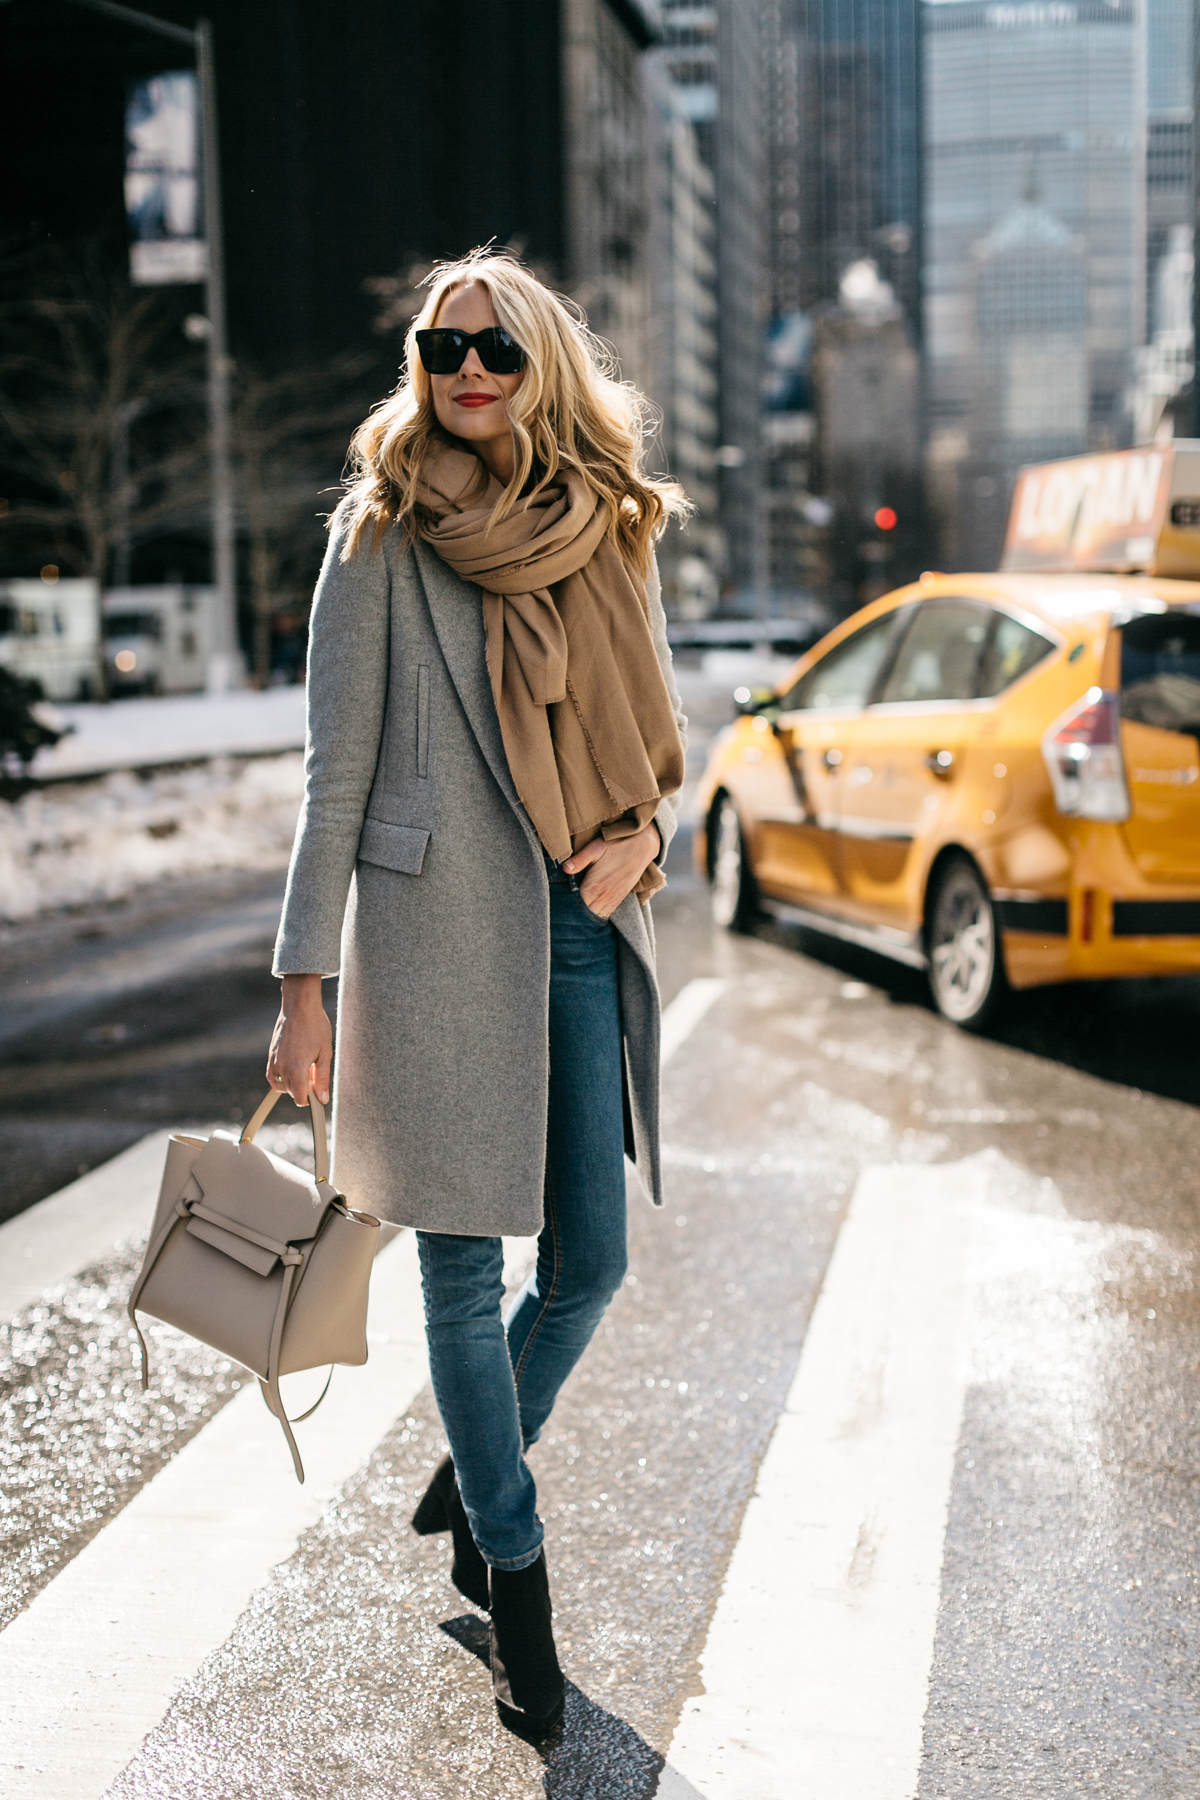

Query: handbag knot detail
[[128, 1089, 381, 1482]]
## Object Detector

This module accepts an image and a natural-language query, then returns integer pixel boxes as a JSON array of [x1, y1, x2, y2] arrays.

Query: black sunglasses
[[415, 326, 527, 376]]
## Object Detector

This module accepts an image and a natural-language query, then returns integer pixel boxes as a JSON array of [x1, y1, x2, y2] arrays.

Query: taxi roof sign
[[1001, 443, 1200, 578]]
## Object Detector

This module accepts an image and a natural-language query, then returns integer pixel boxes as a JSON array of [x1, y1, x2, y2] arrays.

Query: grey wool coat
[[272, 501, 687, 1237]]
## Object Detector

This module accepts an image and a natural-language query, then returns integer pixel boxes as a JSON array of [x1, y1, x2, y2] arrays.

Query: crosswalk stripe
[[661, 977, 728, 1065], [662, 1159, 984, 1799], [0, 1229, 428, 1800]]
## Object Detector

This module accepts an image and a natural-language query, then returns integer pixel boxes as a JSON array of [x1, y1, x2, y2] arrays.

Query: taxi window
[[1121, 612, 1200, 742], [781, 614, 897, 712], [976, 612, 1055, 697], [877, 598, 992, 703]]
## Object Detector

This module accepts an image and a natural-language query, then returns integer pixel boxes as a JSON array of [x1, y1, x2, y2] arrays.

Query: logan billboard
[[1002, 445, 1200, 578]]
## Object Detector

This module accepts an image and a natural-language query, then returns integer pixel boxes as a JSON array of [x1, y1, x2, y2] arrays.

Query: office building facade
[[644, 62, 723, 614], [656, 0, 766, 605], [767, 0, 922, 326], [1132, 0, 1194, 439], [561, 0, 660, 394], [0, 0, 664, 591], [760, 0, 923, 610], [1147, 0, 1193, 282], [0, 0, 663, 372], [924, 0, 1147, 566]]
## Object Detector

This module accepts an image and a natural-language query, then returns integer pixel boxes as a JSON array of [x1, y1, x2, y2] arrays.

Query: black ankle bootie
[[489, 1551, 566, 1739], [411, 1454, 490, 1611]]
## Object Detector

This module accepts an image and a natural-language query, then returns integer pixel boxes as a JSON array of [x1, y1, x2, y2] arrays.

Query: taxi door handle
[[926, 749, 955, 779], [822, 748, 843, 771]]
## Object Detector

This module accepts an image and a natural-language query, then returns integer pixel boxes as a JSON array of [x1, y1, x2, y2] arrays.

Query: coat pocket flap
[[357, 818, 430, 875], [186, 1215, 280, 1276]]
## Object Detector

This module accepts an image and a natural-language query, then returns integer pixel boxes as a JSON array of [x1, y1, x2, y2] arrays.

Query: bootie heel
[[411, 1454, 490, 1611], [489, 1551, 566, 1739]]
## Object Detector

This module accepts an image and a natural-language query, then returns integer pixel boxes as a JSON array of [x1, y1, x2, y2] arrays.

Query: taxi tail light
[[1041, 687, 1131, 822]]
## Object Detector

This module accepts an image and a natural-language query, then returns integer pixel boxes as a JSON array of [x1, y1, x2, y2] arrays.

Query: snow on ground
[[0, 754, 305, 923], [1, 654, 790, 924], [30, 687, 307, 780], [4, 689, 308, 922], [25, 658, 783, 791]]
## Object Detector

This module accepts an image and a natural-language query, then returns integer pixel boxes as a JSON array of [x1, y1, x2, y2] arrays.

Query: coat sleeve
[[646, 551, 688, 868], [272, 504, 390, 977]]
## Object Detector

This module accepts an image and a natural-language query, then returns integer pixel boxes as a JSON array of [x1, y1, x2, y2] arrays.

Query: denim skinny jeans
[[416, 858, 629, 1570]]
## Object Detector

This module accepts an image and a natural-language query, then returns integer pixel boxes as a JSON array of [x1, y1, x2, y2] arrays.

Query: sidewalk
[[2, 691, 308, 924], [30, 688, 308, 783]]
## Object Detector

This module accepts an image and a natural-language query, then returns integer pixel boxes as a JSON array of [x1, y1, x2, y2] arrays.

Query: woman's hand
[[267, 974, 333, 1106], [563, 822, 661, 919]]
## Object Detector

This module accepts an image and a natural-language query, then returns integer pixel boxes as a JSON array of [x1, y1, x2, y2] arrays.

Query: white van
[[0, 579, 102, 700], [103, 586, 216, 694]]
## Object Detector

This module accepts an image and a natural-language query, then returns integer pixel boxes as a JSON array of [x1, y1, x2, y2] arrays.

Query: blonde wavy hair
[[340, 247, 688, 576]]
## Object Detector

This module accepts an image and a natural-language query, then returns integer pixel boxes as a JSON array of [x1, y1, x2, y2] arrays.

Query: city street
[[3, 0, 1198, 1790], [3, 824, 1200, 1797]]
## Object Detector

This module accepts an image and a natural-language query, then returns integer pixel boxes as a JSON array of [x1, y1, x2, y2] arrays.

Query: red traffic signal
[[874, 506, 897, 531]]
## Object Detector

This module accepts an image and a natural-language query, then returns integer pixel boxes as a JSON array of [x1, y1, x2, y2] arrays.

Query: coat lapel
[[412, 541, 539, 849]]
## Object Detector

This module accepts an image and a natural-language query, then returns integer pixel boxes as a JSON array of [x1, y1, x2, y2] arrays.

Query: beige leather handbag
[[128, 1088, 380, 1482]]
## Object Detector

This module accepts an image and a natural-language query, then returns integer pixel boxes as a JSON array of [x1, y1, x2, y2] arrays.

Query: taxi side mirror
[[733, 684, 779, 718]]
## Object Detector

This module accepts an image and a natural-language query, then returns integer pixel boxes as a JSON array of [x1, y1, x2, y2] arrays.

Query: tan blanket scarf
[[417, 446, 684, 900]]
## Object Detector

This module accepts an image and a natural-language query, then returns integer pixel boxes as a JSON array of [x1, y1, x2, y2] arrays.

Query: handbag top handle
[[239, 1088, 330, 1185]]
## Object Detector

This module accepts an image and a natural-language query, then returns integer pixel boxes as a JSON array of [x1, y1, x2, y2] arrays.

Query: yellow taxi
[[695, 445, 1200, 1026]]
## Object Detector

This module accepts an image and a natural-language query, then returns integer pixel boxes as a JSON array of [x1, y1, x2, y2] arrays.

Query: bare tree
[[231, 353, 370, 684], [0, 238, 209, 585], [0, 237, 376, 688], [363, 244, 559, 342], [362, 258, 438, 338]]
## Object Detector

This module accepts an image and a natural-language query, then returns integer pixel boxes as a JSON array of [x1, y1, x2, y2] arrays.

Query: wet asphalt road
[[0, 867, 294, 1224], [4, 831, 1200, 1793]]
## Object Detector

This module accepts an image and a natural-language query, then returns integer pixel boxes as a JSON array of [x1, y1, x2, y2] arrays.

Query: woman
[[267, 248, 687, 1738]]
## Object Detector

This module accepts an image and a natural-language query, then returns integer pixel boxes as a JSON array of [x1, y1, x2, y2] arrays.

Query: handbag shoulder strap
[[259, 1261, 307, 1480], [128, 1192, 191, 1389]]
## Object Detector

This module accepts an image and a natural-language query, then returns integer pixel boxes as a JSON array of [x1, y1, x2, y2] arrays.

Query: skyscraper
[[561, 0, 660, 395], [1147, 0, 1193, 285], [1131, 0, 1194, 440], [656, 0, 766, 605], [761, 0, 923, 610], [924, 0, 1147, 567], [643, 62, 723, 614], [770, 0, 922, 326], [972, 186, 1089, 470]]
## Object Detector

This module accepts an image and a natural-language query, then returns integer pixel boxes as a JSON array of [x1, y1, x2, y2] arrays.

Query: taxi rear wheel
[[927, 854, 1008, 1029], [710, 794, 757, 932]]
